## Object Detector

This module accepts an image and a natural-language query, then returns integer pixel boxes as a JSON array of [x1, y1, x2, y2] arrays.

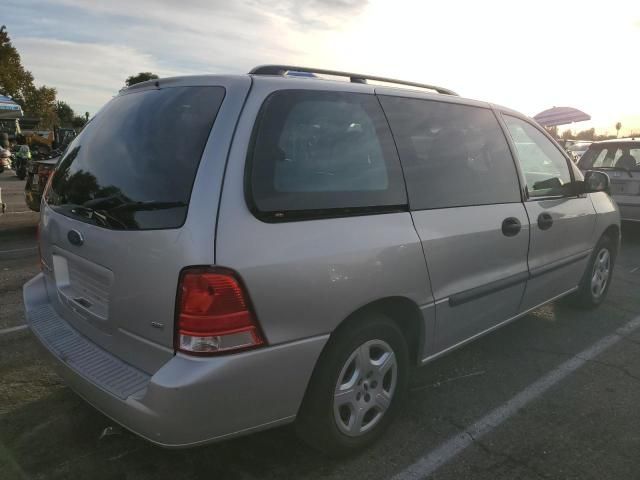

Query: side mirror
[[582, 170, 610, 194]]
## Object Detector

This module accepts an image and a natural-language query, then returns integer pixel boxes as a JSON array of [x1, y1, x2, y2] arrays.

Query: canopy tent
[[534, 107, 590, 127], [0, 95, 23, 120]]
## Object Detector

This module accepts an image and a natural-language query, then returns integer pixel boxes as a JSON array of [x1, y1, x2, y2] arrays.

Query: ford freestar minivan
[[24, 66, 620, 454]]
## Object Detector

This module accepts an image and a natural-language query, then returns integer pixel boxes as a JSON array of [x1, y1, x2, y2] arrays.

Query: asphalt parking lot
[[1, 169, 640, 480]]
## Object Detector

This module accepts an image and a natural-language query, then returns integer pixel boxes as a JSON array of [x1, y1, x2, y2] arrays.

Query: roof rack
[[249, 65, 458, 96]]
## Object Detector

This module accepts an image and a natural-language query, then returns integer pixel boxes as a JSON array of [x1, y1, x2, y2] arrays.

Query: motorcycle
[[12, 145, 30, 180]]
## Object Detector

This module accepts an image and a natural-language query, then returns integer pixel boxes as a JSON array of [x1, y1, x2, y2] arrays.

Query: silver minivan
[[24, 66, 620, 455]]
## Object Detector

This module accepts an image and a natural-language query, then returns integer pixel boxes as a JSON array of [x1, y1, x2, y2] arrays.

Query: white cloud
[[6, 0, 640, 132], [11, 0, 365, 113], [15, 37, 179, 114], [317, 0, 640, 131]]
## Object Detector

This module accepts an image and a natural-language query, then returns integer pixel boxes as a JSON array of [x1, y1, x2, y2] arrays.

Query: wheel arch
[[602, 224, 621, 250], [330, 296, 426, 366]]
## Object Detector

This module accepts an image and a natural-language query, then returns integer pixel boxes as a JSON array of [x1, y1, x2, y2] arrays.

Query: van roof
[[122, 65, 458, 97], [120, 66, 520, 116], [249, 65, 459, 96]]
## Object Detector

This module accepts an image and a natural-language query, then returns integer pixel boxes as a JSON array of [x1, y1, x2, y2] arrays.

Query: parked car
[[24, 66, 620, 455], [24, 154, 58, 211], [578, 138, 640, 222], [12, 144, 31, 179]]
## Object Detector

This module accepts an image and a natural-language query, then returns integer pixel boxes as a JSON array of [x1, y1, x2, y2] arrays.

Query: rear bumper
[[24, 273, 328, 447]]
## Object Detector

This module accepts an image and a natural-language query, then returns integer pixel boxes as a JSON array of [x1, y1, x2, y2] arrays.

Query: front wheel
[[567, 234, 616, 308], [296, 313, 409, 456]]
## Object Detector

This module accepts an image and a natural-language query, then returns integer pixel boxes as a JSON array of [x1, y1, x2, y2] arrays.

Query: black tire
[[295, 312, 409, 456], [567, 234, 616, 309]]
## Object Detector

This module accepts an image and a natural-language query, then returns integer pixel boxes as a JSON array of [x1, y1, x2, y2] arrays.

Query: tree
[[575, 128, 596, 141], [0, 25, 64, 129], [561, 129, 573, 140], [615, 122, 622, 138], [72, 116, 87, 128], [125, 72, 159, 87], [0, 25, 34, 105], [545, 126, 558, 138], [23, 85, 58, 128], [55, 100, 74, 127]]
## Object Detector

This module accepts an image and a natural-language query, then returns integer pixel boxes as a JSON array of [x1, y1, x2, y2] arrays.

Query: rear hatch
[[579, 141, 640, 197], [38, 81, 232, 373]]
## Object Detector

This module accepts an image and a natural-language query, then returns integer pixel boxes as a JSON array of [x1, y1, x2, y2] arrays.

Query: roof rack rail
[[249, 65, 458, 96]]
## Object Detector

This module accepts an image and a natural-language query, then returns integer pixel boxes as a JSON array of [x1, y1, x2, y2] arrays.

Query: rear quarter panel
[[589, 191, 622, 244], [215, 78, 434, 348]]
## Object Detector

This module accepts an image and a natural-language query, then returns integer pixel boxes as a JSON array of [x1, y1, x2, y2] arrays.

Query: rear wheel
[[567, 234, 616, 308], [296, 313, 409, 456]]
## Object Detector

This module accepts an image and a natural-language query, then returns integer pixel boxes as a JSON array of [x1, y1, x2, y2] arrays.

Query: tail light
[[39, 165, 54, 198], [175, 267, 265, 355]]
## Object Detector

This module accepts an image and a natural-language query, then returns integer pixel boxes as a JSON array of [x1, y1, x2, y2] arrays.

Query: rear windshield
[[579, 143, 640, 171], [46, 86, 225, 230]]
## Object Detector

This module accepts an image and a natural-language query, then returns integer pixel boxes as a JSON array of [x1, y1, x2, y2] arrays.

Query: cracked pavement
[[1, 169, 640, 480]]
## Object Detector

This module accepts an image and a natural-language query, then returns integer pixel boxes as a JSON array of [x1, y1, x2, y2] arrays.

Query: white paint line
[[393, 315, 640, 480], [2, 211, 37, 215], [0, 246, 37, 254], [0, 325, 29, 336], [630, 267, 639, 273]]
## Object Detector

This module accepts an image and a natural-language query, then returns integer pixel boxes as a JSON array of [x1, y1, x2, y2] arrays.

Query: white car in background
[[566, 141, 592, 162], [578, 138, 640, 222]]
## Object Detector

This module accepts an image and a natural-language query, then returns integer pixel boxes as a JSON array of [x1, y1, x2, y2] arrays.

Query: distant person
[[616, 148, 637, 169]]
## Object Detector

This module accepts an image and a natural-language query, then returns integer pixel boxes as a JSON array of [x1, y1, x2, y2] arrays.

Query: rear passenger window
[[249, 90, 406, 219], [379, 96, 521, 210]]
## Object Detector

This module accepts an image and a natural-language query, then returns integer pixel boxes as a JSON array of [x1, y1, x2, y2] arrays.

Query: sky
[[4, 0, 640, 135]]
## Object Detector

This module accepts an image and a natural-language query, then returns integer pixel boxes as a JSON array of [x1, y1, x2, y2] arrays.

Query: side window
[[503, 115, 572, 198], [593, 148, 614, 167], [249, 90, 406, 218], [379, 96, 521, 210], [613, 146, 640, 169]]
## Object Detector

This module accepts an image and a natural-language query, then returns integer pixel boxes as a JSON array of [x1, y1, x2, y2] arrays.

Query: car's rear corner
[[24, 271, 326, 446], [22, 74, 328, 447]]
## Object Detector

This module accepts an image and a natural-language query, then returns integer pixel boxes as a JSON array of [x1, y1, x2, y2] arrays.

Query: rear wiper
[[109, 200, 187, 212], [84, 197, 187, 212], [593, 166, 633, 178], [68, 205, 128, 228]]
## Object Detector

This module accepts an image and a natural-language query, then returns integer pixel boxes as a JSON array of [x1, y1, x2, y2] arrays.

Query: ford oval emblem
[[67, 230, 84, 246]]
